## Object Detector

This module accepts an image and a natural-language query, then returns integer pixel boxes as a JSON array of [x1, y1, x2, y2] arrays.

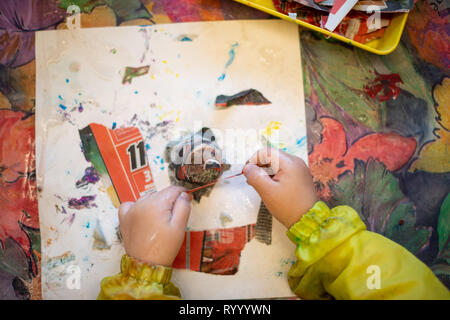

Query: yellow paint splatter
[[162, 60, 167, 64], [150, 75, 155, 80], [158, 110, 174, 121], [263, 121, 282, 137], [175, 110, 181, 122]]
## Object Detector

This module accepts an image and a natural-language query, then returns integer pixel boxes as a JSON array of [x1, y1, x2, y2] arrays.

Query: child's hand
[[243, 148, 318, 228], [118, 186, 192, 267]]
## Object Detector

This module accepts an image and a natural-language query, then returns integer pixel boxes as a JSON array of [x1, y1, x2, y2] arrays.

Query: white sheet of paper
[[36, 20, 307, 299]]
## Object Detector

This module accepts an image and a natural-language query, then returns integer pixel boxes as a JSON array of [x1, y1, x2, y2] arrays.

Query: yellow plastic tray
[[233, 0, 409, 55]]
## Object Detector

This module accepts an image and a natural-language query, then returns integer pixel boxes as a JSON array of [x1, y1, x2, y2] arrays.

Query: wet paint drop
[[59, 104, 67, 110], [112, 122, 117, 130]]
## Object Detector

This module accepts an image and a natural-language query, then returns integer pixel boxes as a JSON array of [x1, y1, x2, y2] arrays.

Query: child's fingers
[[243, 163, 278, 198], [171, 192, 191, 228], [118, 202, 134, 223], [152, 185, 187, 211], [247, 147, 285, 174]]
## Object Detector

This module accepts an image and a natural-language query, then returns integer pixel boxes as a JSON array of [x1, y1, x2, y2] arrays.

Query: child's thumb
[[243, 163, 277, 198], [118, 202, 134, 225], [171, 192, 191, 229]]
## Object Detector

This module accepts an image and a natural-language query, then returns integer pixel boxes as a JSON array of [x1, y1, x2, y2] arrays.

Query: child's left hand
[[118, 186, 192, 267]]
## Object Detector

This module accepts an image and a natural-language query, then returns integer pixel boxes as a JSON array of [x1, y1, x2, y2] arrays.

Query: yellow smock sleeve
[[287, 201, 450, 300], [97, 254, 181, 300]]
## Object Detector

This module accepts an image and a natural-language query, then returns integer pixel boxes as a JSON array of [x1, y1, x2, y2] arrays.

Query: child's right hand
[[243, 148, 318, 228]]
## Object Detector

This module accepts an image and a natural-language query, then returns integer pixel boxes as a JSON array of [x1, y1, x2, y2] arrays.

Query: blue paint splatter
[[65, 78, 70, 83], [59, 104, 67, 110], [296, 136, 306, 147], [58, 95, 63, 100], [145, 143, 151, 150], [218, 42, 239, 81], [160, 158, 164, 164], [180, 36, 193, 42], [78, 103, 84, 112], [224, 42, 238, 68], [112, 122, 117, 129], [160, 167, 164, 171], [134, 90, 139, 94], [156, 155, 160, 159]]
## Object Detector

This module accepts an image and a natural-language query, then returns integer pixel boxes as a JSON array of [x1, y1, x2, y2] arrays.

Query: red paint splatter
[[364, 72, 403, 102]]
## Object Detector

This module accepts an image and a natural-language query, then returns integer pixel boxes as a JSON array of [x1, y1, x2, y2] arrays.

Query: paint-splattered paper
[[35, 20, 307, 299]]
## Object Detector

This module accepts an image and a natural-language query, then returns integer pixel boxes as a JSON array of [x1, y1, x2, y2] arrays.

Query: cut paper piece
[[173, 224, 256, 275], [79, 124, 157, 205], [324, 0, 359, 32], [215, 89, 271, 108], [255, 202, 272, 245], [122, 65, 150, 84], [165, 127, 231, 202]]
